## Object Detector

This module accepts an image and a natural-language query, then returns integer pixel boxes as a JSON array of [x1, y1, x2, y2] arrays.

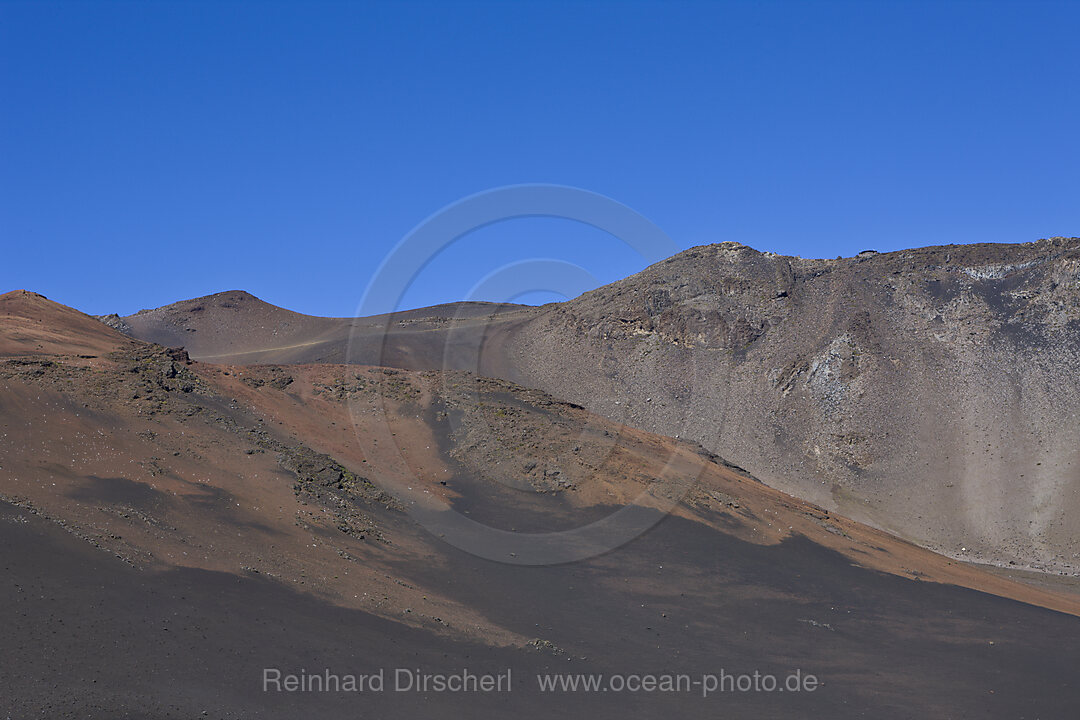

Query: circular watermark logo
[[348, 184, 705, 565]]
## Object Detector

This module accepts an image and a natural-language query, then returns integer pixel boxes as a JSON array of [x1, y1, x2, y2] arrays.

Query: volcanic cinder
[[2, 286, 1080, 717], [116, 237, 1080, 574]]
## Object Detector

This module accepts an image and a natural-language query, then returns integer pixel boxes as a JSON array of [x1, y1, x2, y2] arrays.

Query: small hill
[[1, 289, 137, 357], [119, 289, 533, 367], [118, 290, 341, 360]]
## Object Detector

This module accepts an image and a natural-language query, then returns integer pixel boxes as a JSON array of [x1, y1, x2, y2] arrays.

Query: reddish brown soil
[[3, 292, 1080, 718]]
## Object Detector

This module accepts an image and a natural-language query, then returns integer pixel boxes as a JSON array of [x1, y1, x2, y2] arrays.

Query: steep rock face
[[505, 238, 1080, 572]]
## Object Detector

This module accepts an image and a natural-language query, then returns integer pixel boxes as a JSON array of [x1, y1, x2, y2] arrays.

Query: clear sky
[[2, 0, 1078, 316]]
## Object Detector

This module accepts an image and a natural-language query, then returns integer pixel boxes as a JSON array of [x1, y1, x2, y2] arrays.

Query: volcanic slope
[[4, 290, 1080, 717], [114, 237, 1080, 574], [110, 289, 532, 367]]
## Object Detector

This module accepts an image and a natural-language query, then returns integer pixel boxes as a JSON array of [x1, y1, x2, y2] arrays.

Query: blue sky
[[2, 0, 1078, 316]]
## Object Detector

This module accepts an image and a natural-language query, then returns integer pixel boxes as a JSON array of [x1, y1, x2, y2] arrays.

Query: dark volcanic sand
[[1, 500, 547, 719], [5, 496, 1080, 719]]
